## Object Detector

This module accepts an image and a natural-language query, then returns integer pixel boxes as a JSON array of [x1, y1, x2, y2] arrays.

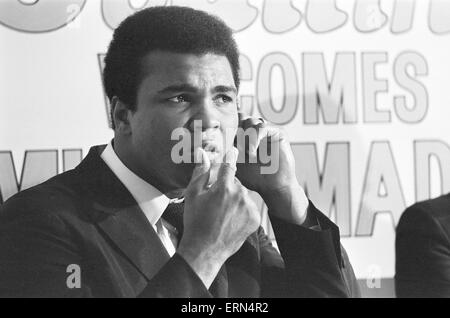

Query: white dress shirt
[[101, 142, 177, 256]]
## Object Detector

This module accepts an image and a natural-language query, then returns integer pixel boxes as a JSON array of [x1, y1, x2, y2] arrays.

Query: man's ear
[[111, 96, 132, 135]]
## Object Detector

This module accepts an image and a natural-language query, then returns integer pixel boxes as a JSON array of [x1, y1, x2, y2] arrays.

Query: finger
[[187, 148, 211, 191], [239, 116, 265, 130], [237, 117, 266, 159], [252, 123, 286, 157], [206, 162, 221, 187], [248, 126, 268, 159], [247, 117, 265, 129], [216, 147, 239, 186]]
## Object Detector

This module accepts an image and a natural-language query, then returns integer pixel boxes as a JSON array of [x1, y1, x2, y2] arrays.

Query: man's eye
[[215, 95, 233, 104], [168, 95, 189, 103]]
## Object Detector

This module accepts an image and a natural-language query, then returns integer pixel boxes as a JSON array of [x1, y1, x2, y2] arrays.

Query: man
[[0, 6, 360, 297], [396, 193, 450, 297]]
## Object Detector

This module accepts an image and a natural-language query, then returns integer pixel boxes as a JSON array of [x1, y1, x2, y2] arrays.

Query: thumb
[[187, 148, 211, 191]]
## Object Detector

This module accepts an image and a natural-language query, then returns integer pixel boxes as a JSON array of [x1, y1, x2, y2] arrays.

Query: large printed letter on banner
[[415, 140, 450, 202], [393, 52, 428, 123], [391, 0, 415, 34], [0, 151, 58, 204], [292, 143, 351, 236], [257, 53, 298, 125], [356, 142, 405, 236], [429, 0, 450, 34], [305, 0, 347, 33], [0, 0, 85, 33], [303, 53, 357, 124], [362, 53, 390, 123], [262, 0, 302, 34], [353, 0, 387, 33]]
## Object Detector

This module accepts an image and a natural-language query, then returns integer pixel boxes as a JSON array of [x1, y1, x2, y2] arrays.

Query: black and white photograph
[[0, 0, 449, 301]]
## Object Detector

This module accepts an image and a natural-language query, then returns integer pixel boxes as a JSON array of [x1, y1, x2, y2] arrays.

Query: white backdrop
[[1, 0, 450, 289]]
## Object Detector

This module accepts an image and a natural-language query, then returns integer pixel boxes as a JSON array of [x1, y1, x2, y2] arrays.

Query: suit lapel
[[95, 204, 170, 282], [74, 145, 170, 282]]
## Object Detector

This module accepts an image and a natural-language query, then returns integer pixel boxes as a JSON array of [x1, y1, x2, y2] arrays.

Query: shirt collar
[[100, 141, 170, 227]]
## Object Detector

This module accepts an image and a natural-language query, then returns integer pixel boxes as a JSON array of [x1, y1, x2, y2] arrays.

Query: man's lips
[[201, 142, 219, 153]]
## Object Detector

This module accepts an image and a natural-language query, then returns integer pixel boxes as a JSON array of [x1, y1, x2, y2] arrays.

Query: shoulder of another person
[[407, 194, 450, 221]]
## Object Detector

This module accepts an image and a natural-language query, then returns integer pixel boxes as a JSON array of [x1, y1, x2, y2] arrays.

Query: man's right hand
[[177, 147, 261, 288]]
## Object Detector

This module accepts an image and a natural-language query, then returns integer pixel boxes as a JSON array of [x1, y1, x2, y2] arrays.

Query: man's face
[[128, 51, 239, 194]]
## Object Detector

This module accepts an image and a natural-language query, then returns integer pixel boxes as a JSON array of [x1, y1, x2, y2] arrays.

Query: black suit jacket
[[0, 145, 360, 297], [396, 193, 450, 297]]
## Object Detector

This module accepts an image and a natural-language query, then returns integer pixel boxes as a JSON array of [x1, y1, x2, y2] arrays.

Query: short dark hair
[[103, 6, 240, 111]]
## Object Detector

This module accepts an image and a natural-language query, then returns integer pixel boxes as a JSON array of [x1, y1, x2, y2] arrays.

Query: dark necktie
[[161, 200, 228, 297], [162, 201, 185, 239]]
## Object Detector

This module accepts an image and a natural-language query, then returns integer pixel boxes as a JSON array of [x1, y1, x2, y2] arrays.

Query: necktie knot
[[162, 201, 184, 237]]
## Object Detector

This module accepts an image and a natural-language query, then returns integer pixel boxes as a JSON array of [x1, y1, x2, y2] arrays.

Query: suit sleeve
[[260, 200, 360, 298], [138, 254, 211, 298], [395, 204, 450, 297]]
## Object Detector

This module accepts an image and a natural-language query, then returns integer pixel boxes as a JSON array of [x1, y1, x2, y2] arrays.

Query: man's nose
[[188, 101, 220, 132]]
